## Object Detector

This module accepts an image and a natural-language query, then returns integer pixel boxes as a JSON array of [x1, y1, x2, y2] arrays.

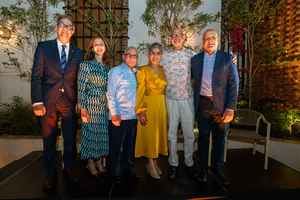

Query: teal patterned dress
[[78, 60, 109, 160]]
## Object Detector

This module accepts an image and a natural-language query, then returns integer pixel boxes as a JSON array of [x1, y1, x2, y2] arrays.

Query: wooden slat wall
[[274, 0, 300, 59], [221, 0, 300, 108], [65, 0, 129, 65], [253, 0, 300, 109]]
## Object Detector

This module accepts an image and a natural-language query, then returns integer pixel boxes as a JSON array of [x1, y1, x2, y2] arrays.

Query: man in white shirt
[[161, 28, 196, 180]]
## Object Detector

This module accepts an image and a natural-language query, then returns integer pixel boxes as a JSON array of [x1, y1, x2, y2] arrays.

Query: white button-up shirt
[[57, 39, 70, 61]]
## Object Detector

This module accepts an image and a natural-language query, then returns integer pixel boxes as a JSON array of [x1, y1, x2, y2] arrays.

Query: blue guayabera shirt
[[106, 63, 137, 120]]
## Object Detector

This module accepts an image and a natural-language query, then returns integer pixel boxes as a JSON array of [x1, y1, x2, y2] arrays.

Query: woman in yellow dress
[[135, 43, 168, 179]]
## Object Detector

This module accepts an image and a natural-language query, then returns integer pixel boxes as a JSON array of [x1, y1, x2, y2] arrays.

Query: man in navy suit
[[31, 15, 83, 192], [191, 28, 238, 186]]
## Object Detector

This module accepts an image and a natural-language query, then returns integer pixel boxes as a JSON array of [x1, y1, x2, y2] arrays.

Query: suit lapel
[[212, 51, 223, 93], [50, 39, 62, 72], [213, 51, 222, 76], [197, 52, 204, 82], [65, 43, 75, 72]]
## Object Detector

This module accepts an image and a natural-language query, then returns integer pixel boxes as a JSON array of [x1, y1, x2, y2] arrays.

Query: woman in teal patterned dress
[[78, 37, 109, 176]]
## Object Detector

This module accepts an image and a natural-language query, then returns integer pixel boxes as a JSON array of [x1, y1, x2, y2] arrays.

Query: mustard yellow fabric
[[135, 65, 168, 158]]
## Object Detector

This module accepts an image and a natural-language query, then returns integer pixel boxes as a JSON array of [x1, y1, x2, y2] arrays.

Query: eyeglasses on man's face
[[57, 21, 74, 31], [125, 53, 138, 59]]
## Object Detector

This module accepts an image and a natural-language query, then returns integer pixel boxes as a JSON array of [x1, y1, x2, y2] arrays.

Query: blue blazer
[[191, 50, 238, 118], [31, 39, 83, 106]]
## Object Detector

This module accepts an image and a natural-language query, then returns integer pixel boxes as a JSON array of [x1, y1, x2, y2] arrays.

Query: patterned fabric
[[106, 63, 137, 120], [78, 60, 109, 160], [135, 65, 168, 158], [161, 48, 196, 100]]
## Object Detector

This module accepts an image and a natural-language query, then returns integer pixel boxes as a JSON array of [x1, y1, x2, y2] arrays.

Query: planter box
[[0, 135, 43, 168]]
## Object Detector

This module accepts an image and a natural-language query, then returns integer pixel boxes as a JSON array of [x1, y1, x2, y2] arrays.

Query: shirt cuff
[[110, 109, 120, 117], [32, 102, 44, 107], [77, 103, 86, 110], [225, 108, 234, 113]]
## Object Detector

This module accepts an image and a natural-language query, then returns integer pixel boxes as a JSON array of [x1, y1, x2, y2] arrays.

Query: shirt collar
[[122, 63, 136, 73], [57, 39, 70, 48], [204, 51, 217, 59]]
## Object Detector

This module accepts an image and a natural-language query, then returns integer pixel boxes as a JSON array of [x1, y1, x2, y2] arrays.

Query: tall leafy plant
[[0, 0, 63, 79], [142, 0, 218, 46], [222, 0, 284, 108], [65, 0, 128, 65]]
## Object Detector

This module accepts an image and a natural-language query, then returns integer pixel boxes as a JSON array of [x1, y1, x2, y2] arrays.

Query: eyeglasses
[[58, 22, 74, 31], [125, 54, 138, 59]]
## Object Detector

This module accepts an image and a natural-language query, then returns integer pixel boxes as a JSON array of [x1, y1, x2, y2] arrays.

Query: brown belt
[[58, 88, 65, 93], [200, 95, 213, 101]]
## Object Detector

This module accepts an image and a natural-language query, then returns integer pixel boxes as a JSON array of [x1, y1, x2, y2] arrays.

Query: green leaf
[[142, 0, 217, 45]]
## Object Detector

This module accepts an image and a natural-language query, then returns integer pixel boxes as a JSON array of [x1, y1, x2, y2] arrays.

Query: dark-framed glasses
[[58, 22, 74, 31], [125, 53, 138, 59]]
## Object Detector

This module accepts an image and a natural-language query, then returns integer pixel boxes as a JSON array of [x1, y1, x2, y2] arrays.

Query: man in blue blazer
[[31, 15, 83, 192], [191, 28, 238, 186]]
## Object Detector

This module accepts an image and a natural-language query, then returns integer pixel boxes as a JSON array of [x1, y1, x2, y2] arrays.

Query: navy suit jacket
[[31, 39, 83, 106], [191, 50, 238, 118]]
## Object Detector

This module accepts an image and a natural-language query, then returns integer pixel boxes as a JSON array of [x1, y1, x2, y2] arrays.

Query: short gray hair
[[123, 46, 137, 55], [202, 28, 218, 41]]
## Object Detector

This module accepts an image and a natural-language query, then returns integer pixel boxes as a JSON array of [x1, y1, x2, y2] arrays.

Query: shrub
[[255, 98, 300, 138], [0, 96, 40, 135], [237, 99, 249, 109], [262, 109, 300, 138]]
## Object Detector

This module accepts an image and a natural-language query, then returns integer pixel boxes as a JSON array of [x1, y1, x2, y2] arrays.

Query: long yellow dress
[[135, 65, 168, 158]]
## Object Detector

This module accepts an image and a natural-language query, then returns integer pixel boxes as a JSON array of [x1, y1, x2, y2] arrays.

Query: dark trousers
[[109, 119, 137, 178], [197, 96, 229, 173], [42, 95, 77, 178]]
